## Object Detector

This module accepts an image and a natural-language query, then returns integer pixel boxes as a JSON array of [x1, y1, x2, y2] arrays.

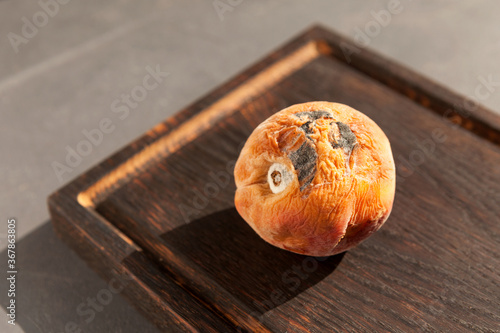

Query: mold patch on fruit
[[286, 135, 317, 191], [330, 121, 357, 152], [330, 121, 358, 171]]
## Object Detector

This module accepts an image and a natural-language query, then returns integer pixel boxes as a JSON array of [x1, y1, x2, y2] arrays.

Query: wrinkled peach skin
[[234, 102, 395, 256]]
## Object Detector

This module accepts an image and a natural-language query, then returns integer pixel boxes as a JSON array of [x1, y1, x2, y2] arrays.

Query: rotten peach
[[234, 102, 395, 257]]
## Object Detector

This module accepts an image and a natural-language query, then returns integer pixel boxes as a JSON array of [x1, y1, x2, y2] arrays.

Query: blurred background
[[0, 1, 499, 332]]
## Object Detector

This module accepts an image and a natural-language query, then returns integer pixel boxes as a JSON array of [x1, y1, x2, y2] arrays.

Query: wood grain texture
[[49, 25, 500, 332]]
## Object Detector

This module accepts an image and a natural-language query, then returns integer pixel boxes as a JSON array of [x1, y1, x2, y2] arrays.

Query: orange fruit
[[234, 102, 395, 256]]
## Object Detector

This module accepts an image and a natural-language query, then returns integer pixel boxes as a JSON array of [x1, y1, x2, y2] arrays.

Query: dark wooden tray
[[49, 26, 500, 332]]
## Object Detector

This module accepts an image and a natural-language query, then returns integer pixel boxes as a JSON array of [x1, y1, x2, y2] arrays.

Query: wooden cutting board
[[49, 25, 500, 332]]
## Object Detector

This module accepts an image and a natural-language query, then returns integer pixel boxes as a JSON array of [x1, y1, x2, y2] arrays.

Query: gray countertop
[[1, 1, 499, 332]]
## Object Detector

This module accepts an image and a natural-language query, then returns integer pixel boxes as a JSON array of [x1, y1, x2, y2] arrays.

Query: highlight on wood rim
[[77, 40, 332, 209]]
